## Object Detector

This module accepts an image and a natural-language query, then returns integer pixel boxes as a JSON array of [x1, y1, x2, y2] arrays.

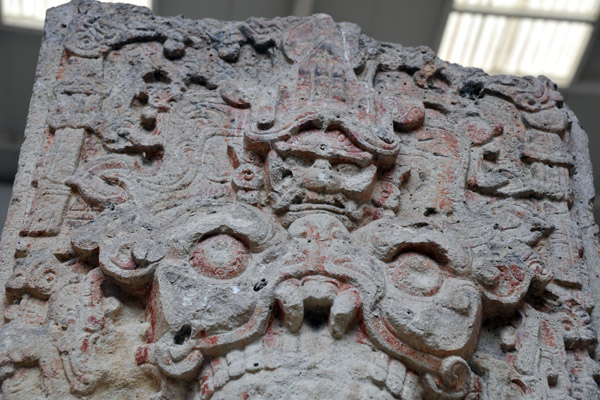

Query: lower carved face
[[266, 129, 378, 229], [145, 208, 481, 398]]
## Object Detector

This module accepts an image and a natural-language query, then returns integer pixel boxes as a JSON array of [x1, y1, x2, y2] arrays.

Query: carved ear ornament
[[99, 236, 165, 287], [471, 252, 533, 314]]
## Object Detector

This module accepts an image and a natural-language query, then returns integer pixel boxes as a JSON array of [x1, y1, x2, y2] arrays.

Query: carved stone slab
[[1, 1, 599, 399]]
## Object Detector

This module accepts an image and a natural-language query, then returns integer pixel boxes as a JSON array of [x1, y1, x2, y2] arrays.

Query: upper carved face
[[266, 129, 378, 228], [230, 16, 424, 230]]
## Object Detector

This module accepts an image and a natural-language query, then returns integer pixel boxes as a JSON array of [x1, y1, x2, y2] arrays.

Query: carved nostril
[[303, 169, 335, 191], [300, 159, 336, 191]]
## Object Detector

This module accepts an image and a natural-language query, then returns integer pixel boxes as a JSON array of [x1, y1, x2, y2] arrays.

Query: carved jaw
[[192, 321, 425, 399]]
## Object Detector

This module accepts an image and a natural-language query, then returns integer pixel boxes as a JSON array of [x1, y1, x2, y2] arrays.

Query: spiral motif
[[423, 356, 472, 399]]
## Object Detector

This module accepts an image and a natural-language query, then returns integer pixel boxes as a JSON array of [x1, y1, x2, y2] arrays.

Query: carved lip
[[288, 203, 346, 215]]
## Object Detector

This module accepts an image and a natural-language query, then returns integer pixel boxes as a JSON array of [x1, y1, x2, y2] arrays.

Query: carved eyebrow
[[274, 142, 373, 167], [352, 221, 472, 277], [174, 204, 279, 254]]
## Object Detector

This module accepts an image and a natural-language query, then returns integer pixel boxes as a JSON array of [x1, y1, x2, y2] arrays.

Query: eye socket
[[191, 234, 249, 279], [388, 252, 443, 296]]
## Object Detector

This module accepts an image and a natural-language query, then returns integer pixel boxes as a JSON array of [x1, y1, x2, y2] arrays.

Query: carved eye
[[388, 252, 443, 296], [191, 234, 249, 279]]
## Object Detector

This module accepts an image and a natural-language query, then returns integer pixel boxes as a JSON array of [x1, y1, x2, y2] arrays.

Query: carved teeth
[[210, 357, 229, 390], [244, 342, 264, 373], [275, 278, 361, 338], [329, 288, 360, 339], [275, 279, 305, 332], [367, 350, 390, 385], [302, 278, 337, 308], [195, 323, 418, 399], [385, 359, 407, 396], [225, 349, 245, 379]]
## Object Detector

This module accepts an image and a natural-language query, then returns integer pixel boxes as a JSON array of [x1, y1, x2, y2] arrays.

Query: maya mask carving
[[1, 3, 599, 400]]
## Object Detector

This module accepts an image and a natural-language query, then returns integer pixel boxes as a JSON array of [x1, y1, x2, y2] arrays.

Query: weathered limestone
[[0, 1, 599, 398]]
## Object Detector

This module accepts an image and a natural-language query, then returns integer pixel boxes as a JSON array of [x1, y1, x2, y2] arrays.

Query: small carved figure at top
[[221, 15, 424, 229], [265, 129, 378, 228]]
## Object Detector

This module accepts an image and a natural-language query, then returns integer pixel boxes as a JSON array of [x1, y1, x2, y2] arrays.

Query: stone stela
[[0, 1, 599, 399]]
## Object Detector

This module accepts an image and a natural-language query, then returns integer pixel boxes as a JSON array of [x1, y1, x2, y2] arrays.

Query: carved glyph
[[0, 1, 599, 399]]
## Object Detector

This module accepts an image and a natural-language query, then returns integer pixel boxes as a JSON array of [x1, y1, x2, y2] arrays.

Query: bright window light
[[1, 0, 153, 30], [438, 0, 600, 87], [455, 0, 600, 20]]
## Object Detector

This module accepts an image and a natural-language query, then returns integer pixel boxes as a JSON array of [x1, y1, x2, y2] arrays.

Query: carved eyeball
[[232, 164, 264, 190], [191, 234, 249, 279], [388, 252, 443, 296]]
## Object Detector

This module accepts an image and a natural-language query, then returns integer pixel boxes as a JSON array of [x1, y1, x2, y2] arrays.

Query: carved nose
[[302, 159, 336, 191], [312, 159, 331, 170]]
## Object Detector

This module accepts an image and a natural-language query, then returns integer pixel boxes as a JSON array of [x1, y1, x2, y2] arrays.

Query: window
[[437, 0, 600, 87]]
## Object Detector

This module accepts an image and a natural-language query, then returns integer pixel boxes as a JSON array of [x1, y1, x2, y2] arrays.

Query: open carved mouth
[[140, 213, 476, 399], [286, 193, 359, 221]]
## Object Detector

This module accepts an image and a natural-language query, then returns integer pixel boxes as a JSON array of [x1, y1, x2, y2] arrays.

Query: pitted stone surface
[[1, 1, 599, 398]]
